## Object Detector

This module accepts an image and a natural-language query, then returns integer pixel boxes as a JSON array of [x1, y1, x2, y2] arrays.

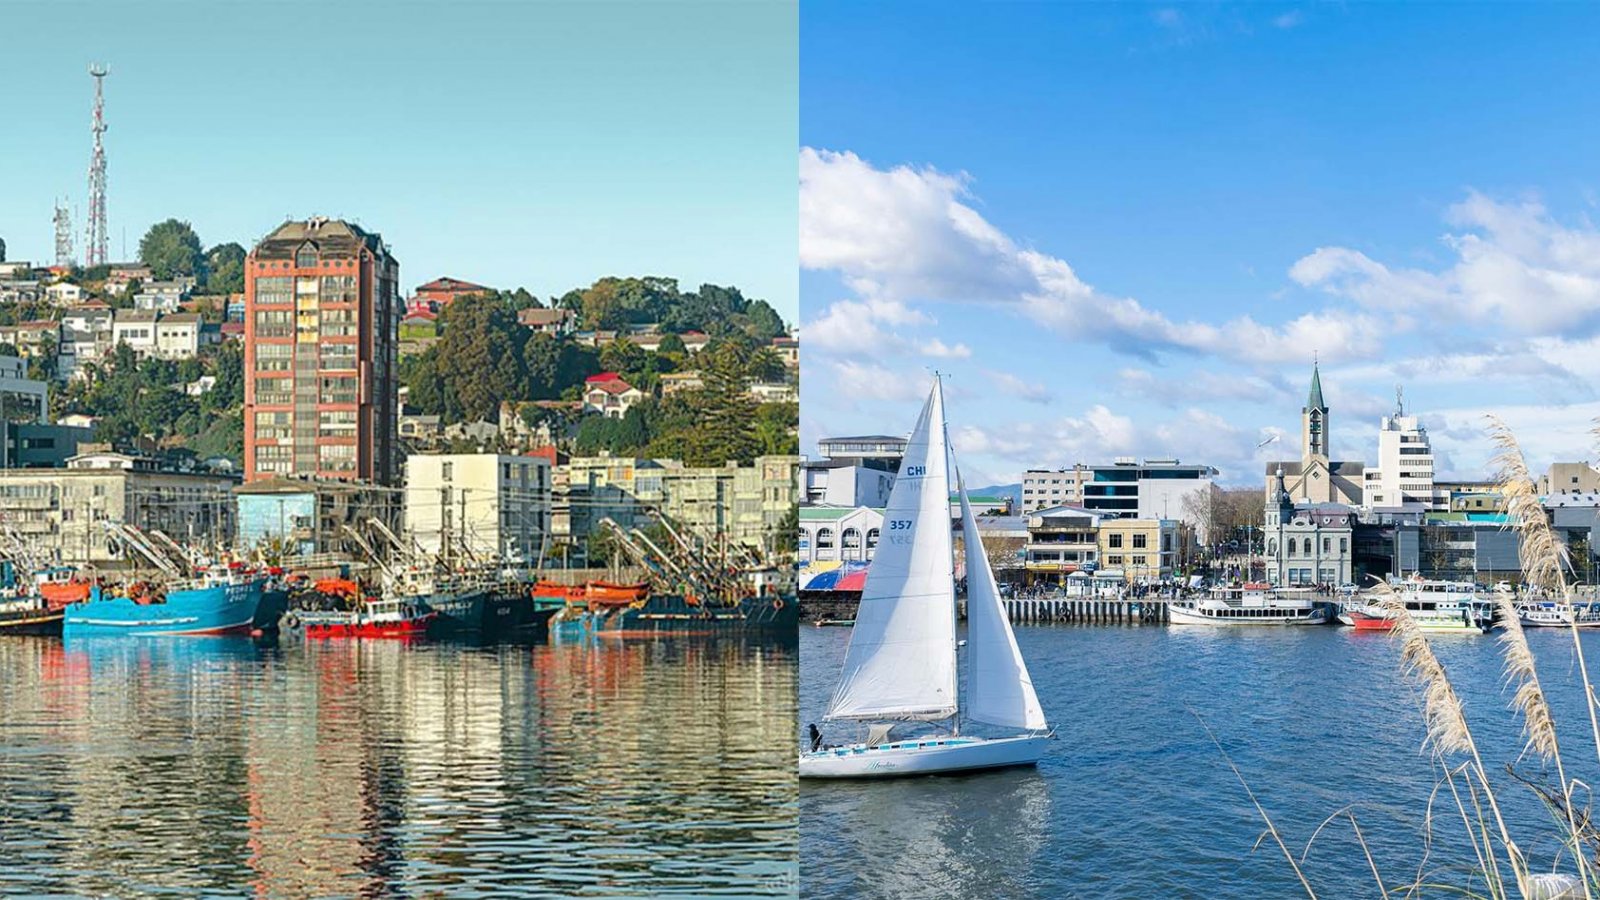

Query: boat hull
[[305, 614, 435, 639], [64, 580, 264, 637], [428, 588, 556, 637], [799, 734, 1049, 779], [603, 594, 799, 632], [0, 609, 64, 636], [1168, 604, 1327, 626]]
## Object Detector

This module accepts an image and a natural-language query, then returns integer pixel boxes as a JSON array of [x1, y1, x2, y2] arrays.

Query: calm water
[[801, 622, 1600, 898], [0, 633, 797, 898]]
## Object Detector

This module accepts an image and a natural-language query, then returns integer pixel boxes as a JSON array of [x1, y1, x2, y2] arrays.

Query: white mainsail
[[825, 378, 957, 722], [957, 471, 1048, 732]]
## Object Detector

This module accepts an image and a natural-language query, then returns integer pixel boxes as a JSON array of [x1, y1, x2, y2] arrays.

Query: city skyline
[[0, 2, 798, 320], [800, 4, 1600, 488]]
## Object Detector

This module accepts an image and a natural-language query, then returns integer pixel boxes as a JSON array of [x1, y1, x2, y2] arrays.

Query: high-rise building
[[1363, 388, 1443, 511], [243, 218, 399, 484]]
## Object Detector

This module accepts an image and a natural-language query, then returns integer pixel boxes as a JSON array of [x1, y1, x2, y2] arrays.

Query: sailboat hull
[[799, 734, 1048, 779]]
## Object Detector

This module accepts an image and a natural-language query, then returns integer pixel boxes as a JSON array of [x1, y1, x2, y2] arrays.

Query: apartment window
[[318, 409, 356, 436], [254, 309, 293, 338], [1323, 537, 1330, 553], [255, 444, 292, 474], [865, 528, 879, 552], [319, 376, 359, 404], [1133, 555, 1147, 567], [254, 276, 292, 305], [255, 342, 293, 372], [1340, 538, 1348, 553], [254, 377, 293, 405], [318, 443, 356, 472], [254, 411, 291, 440], [1108, 533, 1123, 549], [816, 527, 835, 549], [842, 528, 862, 560], [320, 342, 357, 369], [322, 307, 357, 337], [1133, 533, 1147, 549], [442, 462, 453, 481], [296, 244, 318, 268], [1108, 555, 1124, 565], [320, 274, 356, 304]]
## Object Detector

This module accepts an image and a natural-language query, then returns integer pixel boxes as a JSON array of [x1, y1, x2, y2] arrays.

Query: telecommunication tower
[[54, 202, 74, 268], [85, 65, 109, 268]]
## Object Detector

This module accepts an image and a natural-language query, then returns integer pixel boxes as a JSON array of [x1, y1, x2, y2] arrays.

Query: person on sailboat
[[808, 723, 823, 752]]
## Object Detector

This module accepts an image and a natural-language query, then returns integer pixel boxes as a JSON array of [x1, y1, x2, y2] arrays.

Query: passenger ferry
[[1168, 582, 1328, 626], [1338, 580, 1496, 633], [1518, 599, 1600, 628]]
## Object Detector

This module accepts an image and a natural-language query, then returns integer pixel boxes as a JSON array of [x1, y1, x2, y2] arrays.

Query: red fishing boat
[[291, 599, 436, 639], [1340, 608, 1395, 631]]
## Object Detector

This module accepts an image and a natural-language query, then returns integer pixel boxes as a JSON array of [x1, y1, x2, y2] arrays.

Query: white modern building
[[1363, 390, 1444, 511], [801, 459, 895, 507], [404, 453, 552, 563]]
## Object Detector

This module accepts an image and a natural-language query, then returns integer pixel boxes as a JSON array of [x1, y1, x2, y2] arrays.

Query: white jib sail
[[825, 377, 958, 722], [957, 470, 1048, 732]]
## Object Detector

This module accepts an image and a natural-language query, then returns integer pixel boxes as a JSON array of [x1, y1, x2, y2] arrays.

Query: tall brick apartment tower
[[243, 218, 399, 484]]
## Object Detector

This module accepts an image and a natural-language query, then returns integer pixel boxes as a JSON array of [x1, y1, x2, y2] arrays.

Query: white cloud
[[1291, 191, 1600, 337], [920, 338, 972, 359], [803, 295, 932, 357], [825, 359, 928, 406], [800, 147, 1384, 364], [1272, 10, 1303, 29], [984, 369, 1051, 404]]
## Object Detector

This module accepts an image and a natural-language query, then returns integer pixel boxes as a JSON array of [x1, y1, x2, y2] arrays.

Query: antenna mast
[[54, 201, 74, 268], [85, 64, 109, 268]]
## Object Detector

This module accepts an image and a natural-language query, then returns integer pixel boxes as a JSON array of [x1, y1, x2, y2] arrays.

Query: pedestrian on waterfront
[[808, 723, 823, 752]]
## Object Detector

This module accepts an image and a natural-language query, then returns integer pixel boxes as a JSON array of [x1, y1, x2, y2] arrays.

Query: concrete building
[[244, 218, 400, 484], [1264, 467, 1356, 586], [111, 309, 158, 356], [1265, 363, 1365, 507], [815, 435, 906, 470], [405, 454, 552, 563], [235, 477, 398, 558], [1393, 520, 1520, 584], [801, 459, 895, 508], [1024, 505, 1102, 587], [154, 312, 202, 360], [0, 451, 236, 568], [132, 278, 194, 313], [1541, 462, 1600, 497], [1022, 466, 1088, 512], [0, 354, 47, 427], [1097, 518, 1180, 583], [1363, 390, 1444, 511], [45, 282, 83, 305], [798, 505, 882, 565], [1077, 459, 1217, 535]]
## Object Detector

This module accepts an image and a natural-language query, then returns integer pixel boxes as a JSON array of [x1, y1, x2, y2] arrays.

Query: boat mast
[[936, 371, 961, 737]]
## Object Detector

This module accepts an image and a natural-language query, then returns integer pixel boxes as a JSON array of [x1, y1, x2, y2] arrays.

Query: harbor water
[[0, 634, 797, 897], [801, 621, 1600, 898]]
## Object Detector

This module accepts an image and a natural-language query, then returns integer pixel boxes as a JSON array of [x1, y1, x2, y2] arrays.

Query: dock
[[1001, 596, 1172, 625]]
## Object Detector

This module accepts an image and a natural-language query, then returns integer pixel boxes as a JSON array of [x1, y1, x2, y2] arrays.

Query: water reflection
[[0, 634, 797, 897]]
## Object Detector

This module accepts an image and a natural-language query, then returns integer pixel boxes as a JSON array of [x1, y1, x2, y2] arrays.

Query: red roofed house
[[400, 306, 439, 339], [583, 372, 645, 419], [680, 331, 711, 353], [412, 276, 491, 311]]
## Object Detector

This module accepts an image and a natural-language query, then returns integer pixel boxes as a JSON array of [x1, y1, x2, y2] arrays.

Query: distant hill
[[971, 483, 1022, 509]]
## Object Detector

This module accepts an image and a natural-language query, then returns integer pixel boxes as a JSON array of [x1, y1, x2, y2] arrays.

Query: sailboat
[[799, 377, 1051, 779]]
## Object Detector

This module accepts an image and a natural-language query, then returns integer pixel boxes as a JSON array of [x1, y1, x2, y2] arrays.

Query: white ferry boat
[[1338, 580, 1496, 633], [1518, 600, 1600, 628], [1168, 582, 1327, 626]]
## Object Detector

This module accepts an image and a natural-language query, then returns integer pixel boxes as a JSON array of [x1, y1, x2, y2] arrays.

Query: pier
[[1001, 597, 1172, 625]]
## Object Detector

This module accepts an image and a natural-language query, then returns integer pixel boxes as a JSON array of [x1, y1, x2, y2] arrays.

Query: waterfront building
[[235, 477, 398, 558], [0, 450, 236, 568], [1264, 467, 1355, 586], [581, 372, 644, 418], [1096, 518, 1178, 583], [243, 218, 400, 484], [799, 506, 883, 564], [1392, 520, 1520, 584], [815, 434, 906, 470], [1363, 390, 1445, 511], [404, 454, 552, 563], [1023, 505, 1102, 587], [1021, 465, 1088, 512], [1264, 362, 1365, 507], [801, 458, 894, 508]]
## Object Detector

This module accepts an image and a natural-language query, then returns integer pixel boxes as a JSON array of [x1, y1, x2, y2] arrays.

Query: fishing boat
[[801, 378, 1050, 779], [292, 598, 437, 639], [1518, 600, 1600, 628], [0, 565, 88, 635], [63, 567, 265, 637], [1168, 583, 1327, 626], [1337, 580, 1495, 633]]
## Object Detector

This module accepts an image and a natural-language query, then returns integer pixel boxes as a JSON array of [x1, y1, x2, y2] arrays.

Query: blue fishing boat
[[64, 570, 265, 637]]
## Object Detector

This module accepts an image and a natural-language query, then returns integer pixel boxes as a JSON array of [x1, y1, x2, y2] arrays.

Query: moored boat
[[1337, 580, 1496, 633], [63, 569, 265, 637], [292, 598, 436, 639], [1169, 583, 1326, 626], [1518, 600, 1600, 628]]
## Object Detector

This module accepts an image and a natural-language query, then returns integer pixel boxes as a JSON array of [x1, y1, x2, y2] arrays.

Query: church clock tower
[[1302, 361, 1329, 463]]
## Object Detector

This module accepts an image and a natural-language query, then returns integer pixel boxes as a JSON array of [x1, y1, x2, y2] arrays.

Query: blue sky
[[1, 1, 797, 319], [801, 3, 1600, 487]]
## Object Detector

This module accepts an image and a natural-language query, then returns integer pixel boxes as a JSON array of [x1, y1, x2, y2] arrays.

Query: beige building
[[0, 451, 236, 569], [1024, 505, 1101, 587], [1540, 462, 1600, 496], [1096, 518, 1179, 583], [404, 453, 552, 563], [557, 453, 799, 560], [1021, 466, 1088, 512]]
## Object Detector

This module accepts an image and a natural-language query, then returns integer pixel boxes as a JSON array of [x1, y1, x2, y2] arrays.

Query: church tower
[[1302, 361, 1329, 463]]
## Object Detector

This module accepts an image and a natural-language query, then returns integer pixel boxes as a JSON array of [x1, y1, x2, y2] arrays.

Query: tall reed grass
[[1227, 416, 1600, 899]]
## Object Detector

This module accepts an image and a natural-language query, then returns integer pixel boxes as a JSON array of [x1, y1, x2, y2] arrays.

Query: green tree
[[434, 295, 527, 421], [201, 242, 246, 294], [744, 299, 786, 341], [138, 219, 205, 280], [753, 402, 799, 455]]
